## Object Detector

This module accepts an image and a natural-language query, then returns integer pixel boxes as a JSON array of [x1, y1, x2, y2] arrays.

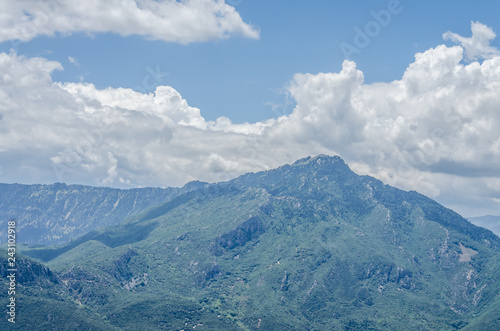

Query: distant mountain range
[[1, 155, 499, 330], [0, 180, 208, 245]]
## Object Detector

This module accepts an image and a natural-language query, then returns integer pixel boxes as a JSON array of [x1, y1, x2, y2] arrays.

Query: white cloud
[[1, 23, 500, 216], [0, 0, 259, 44], [443, 21, 500, 61]]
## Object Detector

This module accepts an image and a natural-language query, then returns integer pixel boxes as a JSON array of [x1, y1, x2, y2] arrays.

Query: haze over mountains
[[469, 215, 500, 237], [1, 155, 499, 330]]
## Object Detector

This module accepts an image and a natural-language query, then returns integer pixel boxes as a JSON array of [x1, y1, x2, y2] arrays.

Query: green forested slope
[[9, 155, 500, 330]]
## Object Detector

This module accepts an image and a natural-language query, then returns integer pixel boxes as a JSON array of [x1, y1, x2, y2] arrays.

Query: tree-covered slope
[[14, 155, 500, 330], [0, 253, 120, 330]]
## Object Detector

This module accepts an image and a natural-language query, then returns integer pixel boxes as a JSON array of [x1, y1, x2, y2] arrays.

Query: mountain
[[469, 215, 500, 237], [3, 155, 500, 330], [0, 181, 207, 245]]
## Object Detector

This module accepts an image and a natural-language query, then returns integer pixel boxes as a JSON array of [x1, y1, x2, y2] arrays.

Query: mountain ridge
[[2, 154, 497, 245], [227, 155, 498, 244], [0, 180, 208, 245]]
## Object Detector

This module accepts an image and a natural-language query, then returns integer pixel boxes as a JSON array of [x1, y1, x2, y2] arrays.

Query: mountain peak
[[292, 154, 345, 167], [290, 155, 351, 176], [229, 154, 351, 190]]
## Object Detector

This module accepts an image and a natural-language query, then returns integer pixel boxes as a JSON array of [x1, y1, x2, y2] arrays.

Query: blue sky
[[3, 0, 499, 123], [1, 0, 500, 217]]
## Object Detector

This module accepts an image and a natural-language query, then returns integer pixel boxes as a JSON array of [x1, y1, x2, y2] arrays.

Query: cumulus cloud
[[0, 0, 259, 44], [443, 21, 500, 61], [1, 23, 500, 216], [0, 51, 279, 188]]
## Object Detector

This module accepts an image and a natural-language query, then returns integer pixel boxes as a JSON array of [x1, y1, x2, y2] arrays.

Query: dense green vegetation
[[3, 155, 500, 330]]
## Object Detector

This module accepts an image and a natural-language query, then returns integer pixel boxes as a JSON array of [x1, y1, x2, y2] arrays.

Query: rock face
[[4, 155, 500, 330], [0, 257, 58, 286], [215, 215, 266, 250], [0, 181, 207, 245]]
